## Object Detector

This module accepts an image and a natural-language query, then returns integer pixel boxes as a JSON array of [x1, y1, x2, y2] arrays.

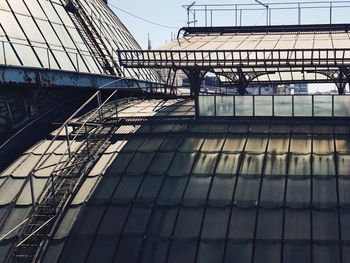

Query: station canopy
[[119, 24, 350, 86]]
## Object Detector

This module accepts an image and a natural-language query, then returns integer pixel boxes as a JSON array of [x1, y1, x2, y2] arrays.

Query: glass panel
[[216, 153, 240, 176], [16, 44, 42, 67], [201, 207, 230, 239], [256, 208, 283, 239], [216, 95, 234, 116], [254, 96, 272, 116], [268, 135, 290, 153], [334, 96, 350, 116], [199, 95, 215, 116], [16, 15, 45, 43], [1, 42, 21, 66], [274, 96, 292, 116], [240, 153, 264, 175], [284, 208, 311, 240], [294, 95, 312, 116], [208, 176, 235, 206], [314, 96, 332, 116], [0, 10, 26, 40], [183, 176, 211, 206], [147, 206, 178, 239], [264, 154, 287, 176], [288, 154, 311, 176], [193, 153, 218, 175], [235, 96, 253, 116], [229, 207, 257, 239], [7, 0, 29, 15], [52, 50, 74, 71], [174, 207, 204, 238], [245, 134, 268, 152], [23, 0, 46, 19]]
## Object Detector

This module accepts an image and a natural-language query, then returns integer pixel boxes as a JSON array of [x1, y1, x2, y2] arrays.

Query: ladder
[[64, 0, 123, 76], [12, 124, 116, 262]]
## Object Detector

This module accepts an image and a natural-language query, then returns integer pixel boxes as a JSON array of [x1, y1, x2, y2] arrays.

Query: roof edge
[[179, 23, 350, 36]]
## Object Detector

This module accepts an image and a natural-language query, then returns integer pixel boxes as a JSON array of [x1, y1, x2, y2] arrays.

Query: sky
[[108, 0, 350, 92]]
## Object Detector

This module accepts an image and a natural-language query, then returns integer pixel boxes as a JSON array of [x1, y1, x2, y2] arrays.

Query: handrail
[[182, 1, 350, 27], [0, 218, 29, 242], [1, 77, 138, 244], [16, 216, 56, 248]]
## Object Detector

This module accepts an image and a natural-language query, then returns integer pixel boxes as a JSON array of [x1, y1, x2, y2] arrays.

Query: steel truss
[[118, 24, 350, 96]]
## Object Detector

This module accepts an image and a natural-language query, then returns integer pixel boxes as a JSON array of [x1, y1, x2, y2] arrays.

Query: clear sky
[[108, 0, 350, 92], [109, 0, 350, 48]]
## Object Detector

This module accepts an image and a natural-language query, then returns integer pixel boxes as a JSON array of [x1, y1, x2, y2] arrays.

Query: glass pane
[[13, 43, 41, 67], [1, 42, 21, 66], [199, 95, 215, 116], [16, 15, 45, 43], [235, 96, 253, 116], [334, 96, 350, 117], [0, 10, 26, 40], [274, 96, 292, 116], [216, 95, 234, 116], [254, 96, 272, 116], [314, 96, 332, 116], [294, 96, 312, 116]]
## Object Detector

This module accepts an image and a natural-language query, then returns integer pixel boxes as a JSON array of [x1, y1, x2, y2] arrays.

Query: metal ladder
[[12, 123, 116, 262], [64, 0, 122, 76]]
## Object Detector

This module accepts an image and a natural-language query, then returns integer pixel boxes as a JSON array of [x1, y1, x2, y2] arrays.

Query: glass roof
[[0, 0, 159, 83], [1, 98, 350, 262]]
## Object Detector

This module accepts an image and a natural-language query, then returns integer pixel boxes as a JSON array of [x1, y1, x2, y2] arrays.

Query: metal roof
[[1, 99, 350, 262]]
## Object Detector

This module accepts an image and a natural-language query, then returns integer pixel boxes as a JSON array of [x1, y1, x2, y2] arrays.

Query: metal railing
[[199, 93, 350, 117], [183, 1, 350, 27], [0, 77, 134, 245]]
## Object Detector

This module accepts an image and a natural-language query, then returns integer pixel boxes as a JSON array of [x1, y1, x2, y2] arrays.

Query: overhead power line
[[109, 3, 179, 29]]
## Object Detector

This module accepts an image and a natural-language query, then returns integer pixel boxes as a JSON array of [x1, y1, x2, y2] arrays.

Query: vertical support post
[[211, 10, 213, 27], [85, 124, 91, 159], [2, 41, 6, 66], [65, 124, 72, 158], [76, 53, 79, 72], [233, 95, 236, 117], [312, 94, 314, 117], [235, 5, 238, 27], [205, 5, 207, 27], [97, 92, 103, 121], [298, 3, 301, 25], [292, 95, 295, 117], [253, 95, 255, 116], [114, 90, 118, 118], [330, 2, 333, 24], [214, 89, 217, 117], [194, 10, 196, 27], [332, 95, 335, 117], [183, 68, 206, 119], [47, 48, 50, 69], [29, 172, 35, 207], [272, 95, 275, 117]]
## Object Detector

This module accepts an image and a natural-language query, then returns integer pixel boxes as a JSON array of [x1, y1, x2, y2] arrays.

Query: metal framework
[[118, 23, 350, 116]]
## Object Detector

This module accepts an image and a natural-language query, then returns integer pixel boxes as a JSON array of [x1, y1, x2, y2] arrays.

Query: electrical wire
[[108, 3, 179, 29]]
